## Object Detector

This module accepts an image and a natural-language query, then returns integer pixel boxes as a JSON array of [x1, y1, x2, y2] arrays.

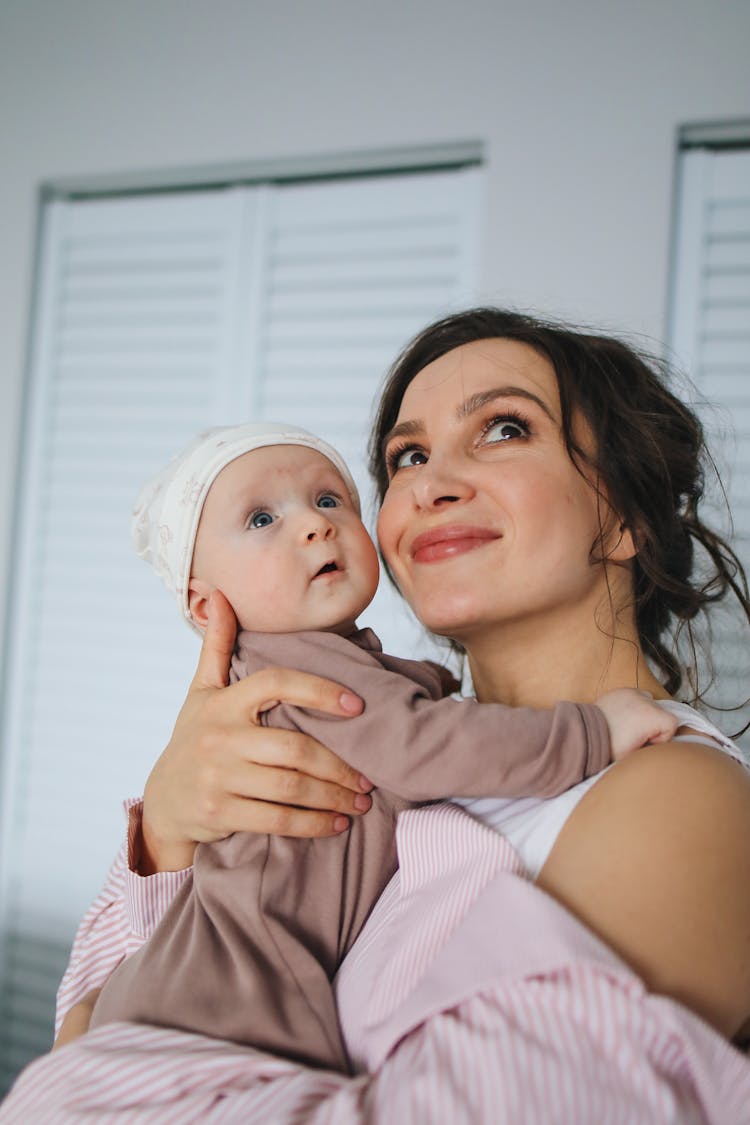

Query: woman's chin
[[412, 599, 486, 642]]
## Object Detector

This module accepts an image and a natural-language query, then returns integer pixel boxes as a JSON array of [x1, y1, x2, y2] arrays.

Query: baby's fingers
[[646, 712, 681, 744]]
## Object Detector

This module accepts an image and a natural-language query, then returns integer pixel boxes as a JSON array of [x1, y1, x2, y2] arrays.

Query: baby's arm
[[237, 632, 611, 802], [421, 666, 681, 758]]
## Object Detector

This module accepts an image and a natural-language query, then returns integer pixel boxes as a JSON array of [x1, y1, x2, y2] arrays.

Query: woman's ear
[[606, 520, 638, 563], [188, 577, 214, 628]]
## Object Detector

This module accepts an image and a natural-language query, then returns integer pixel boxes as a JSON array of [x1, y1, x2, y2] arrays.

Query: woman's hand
[[139, 592, 372, 874]]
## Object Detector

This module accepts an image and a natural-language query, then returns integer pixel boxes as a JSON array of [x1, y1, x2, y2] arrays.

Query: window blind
[[0, 165, 481, 1090], [668, 146, 750, 743]]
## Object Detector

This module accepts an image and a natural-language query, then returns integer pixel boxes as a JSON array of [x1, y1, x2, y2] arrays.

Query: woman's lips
[[409, 525, 500, 564]]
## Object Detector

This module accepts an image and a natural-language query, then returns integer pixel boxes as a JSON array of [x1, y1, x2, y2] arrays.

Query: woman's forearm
[[56, 800, 191, 1035], [55, 835, 130, 1036], [52, 989, 101, 1050]]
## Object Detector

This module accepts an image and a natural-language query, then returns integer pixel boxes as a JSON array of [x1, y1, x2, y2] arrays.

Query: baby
[[91, 422, 677, 1071]]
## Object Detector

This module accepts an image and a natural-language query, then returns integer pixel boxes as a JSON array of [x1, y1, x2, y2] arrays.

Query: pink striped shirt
[[3, 801, 750, 1123]]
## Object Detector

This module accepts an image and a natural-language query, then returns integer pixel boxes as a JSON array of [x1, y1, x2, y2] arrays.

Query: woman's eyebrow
[[459, 385, 556, 422], [382, 418, 424, 450], [383, 384, 557, 454]]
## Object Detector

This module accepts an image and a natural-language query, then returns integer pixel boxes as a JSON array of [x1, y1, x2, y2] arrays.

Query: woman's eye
[[483, 416, 530, 444], [317, 493, 341, 509], [248, 510, 275, 529], [391, 447, 428, 472]]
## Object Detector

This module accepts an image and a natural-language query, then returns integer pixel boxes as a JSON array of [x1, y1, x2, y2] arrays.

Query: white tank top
[[453, 700, 747, 879]]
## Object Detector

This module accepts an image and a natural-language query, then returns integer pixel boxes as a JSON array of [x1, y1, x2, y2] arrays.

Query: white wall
[[0, 0, 749, 648]]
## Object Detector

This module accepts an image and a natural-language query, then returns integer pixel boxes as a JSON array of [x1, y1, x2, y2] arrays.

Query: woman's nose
[[410, 455, 475, 510]]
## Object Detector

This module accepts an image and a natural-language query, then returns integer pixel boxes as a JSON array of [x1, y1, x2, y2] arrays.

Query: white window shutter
[[668, 147, 750, 742], [0, 186, 264, 1085], [0, 166, 481, 1088]]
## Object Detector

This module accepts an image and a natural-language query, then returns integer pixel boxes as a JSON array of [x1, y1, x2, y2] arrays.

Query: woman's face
[[376, 338, 633, 644]]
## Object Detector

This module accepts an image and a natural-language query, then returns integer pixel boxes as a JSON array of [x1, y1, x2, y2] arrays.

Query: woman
[[9, 309, 750, 1121]]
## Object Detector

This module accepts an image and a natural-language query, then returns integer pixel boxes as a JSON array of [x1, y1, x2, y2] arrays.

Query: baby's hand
[[595, 688, 679, 761]]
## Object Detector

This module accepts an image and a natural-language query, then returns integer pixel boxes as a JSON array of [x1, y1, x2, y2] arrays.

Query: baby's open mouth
[[314, 561, 340, 578]]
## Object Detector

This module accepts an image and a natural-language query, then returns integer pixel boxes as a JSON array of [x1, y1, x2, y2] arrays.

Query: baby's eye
[[390, 446, 429, 473], [317, 493, 341, 509], [483, 416, 530, 444], [248, 510, 275, 529]]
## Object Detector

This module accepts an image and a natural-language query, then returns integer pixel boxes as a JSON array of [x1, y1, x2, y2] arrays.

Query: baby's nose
[[306, 516, 335, 541]]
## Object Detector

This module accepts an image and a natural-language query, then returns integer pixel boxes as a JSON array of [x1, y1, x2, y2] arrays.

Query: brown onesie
[[91, 627, 609, 1072]]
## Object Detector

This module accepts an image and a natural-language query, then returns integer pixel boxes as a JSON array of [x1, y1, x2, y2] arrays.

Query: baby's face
[[189, 445, 380, 634]]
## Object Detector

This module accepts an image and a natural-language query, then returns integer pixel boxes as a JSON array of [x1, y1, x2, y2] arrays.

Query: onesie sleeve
[[233, 631, 610, 803]]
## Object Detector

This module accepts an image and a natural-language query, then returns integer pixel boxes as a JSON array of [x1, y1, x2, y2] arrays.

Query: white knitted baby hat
[[132, 422, 361, 628]]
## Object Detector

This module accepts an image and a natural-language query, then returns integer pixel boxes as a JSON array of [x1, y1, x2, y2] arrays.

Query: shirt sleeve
[[54, 798, 191, 1035], [237, 632, 611, 803]]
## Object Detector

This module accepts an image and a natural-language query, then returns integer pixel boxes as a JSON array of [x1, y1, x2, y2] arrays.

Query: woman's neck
[[464, 606, 668, 708]]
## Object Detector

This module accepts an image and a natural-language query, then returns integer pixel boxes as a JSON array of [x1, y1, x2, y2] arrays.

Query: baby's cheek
[[259, 566, 291, 609], [376, 494, 401, 559], [232, 561, 287, 629], [361, 536, 381, 590]]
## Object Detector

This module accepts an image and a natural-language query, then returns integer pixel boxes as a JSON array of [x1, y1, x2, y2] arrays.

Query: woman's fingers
[[189, 729, 373, 841], [231, 665, 363, 724], [218, 795, 353, 839], [227, 725, 372, 793], [222, 758, 372, 817], [142, 657, 369, 868], [190, 590, 238, 690]]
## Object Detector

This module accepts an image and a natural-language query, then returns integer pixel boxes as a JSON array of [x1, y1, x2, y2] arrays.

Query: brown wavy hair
[[369, 308, 750, 717]]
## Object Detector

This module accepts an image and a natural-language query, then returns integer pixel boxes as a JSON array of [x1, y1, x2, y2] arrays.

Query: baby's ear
[[188, 577, 214, 628]]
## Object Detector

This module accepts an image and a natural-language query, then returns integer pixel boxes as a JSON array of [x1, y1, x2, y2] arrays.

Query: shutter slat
[[707, 200, 750, 236], [703, 271, 750, 302]]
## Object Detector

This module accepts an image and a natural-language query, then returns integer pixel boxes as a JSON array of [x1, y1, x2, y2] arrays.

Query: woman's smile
[[409, 524, 500, 564]]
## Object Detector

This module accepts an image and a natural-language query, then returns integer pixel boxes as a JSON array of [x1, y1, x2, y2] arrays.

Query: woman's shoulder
[[543, 708, 750, 877], [606, 700, 750, 801], [655, 699, 748, 762], [592, 701, 750, 842], [597, 732, 750, 815], [537, 717, 750, 1039]]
